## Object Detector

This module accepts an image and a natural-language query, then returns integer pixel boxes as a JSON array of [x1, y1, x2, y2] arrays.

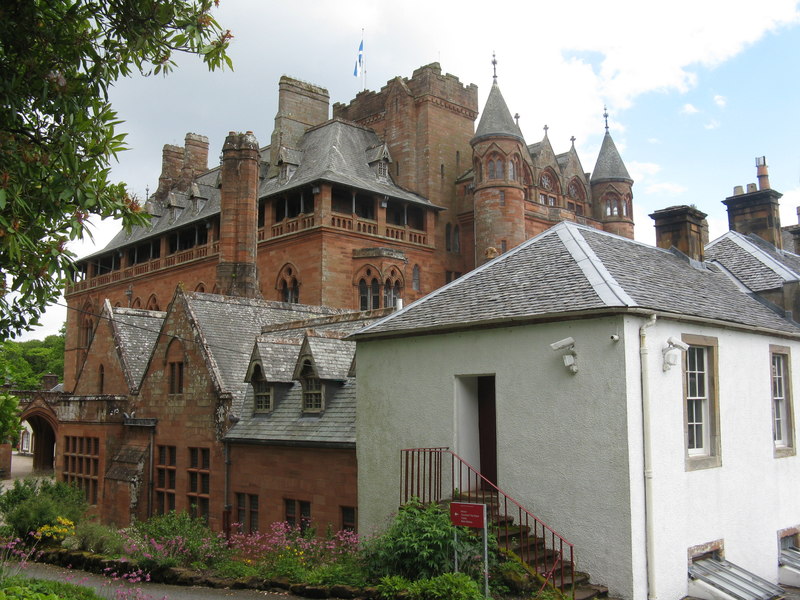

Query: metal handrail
[[401, 447, 575, 597]]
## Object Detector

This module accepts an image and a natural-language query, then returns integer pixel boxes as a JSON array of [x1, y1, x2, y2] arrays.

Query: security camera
[[666, 336, 689, 351], [610, 334, 620, 342], [550, 337, 575, 352]]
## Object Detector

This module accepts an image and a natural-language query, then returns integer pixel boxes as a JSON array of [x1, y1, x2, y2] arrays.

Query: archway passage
[[23, 415, 56, 473]]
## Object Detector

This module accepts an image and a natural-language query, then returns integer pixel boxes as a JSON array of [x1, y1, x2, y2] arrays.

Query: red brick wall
[[228, 444, 357, 532]]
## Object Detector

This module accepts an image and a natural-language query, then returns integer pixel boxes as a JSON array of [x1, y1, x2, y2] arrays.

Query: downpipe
[[639, 314, 657, 600]]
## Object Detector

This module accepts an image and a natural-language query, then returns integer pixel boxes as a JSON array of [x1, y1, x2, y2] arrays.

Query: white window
[[683, 335, 720, 470], [771, 346, 795, 456], [686, 346, 709, 456]]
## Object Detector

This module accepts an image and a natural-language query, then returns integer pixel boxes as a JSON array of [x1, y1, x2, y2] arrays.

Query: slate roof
[[354, 222, 800, 339], [183, 292, 347, 404], [473, 82, 524, 143], [591, 131, 632, 183], [225, 312, 386, 446], [304, 336, 355, 381], [84, 169, 223, 258], [260, 119, 436, 209], [111, 306, 166, 391], [706, 231, 800, 292]]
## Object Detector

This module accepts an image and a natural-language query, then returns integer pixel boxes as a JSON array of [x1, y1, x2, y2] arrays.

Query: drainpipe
[[639, 314, 657, 600], [223, 439, 231, 538], [148, 426, 155, 518]]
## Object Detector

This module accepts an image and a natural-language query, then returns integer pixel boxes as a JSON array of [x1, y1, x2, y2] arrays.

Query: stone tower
[[470, 75, 528, 265], [590, 121, 634, 239]]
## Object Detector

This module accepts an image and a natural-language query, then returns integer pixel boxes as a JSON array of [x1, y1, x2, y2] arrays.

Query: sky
[[18, 0, 800, 340]]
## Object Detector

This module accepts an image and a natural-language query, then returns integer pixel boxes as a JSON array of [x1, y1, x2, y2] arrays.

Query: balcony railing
[[401, 447, 575, 597]]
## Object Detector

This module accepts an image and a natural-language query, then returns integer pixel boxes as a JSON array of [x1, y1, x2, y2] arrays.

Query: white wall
[[356, 316, 639, 598], [642, 320, 800, 600]]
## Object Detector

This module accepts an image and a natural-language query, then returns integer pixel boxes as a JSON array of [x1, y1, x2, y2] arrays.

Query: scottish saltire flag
[[354, 39, 363, 77]]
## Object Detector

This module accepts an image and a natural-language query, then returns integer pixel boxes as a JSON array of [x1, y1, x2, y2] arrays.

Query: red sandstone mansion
[[20, 63, 634, 531]]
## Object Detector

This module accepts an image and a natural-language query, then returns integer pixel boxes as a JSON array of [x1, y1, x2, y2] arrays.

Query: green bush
[[64, 520, 124, 556], [408, 572, 483, 600], [362, 500, 459, 581], [125, 511, 228, 569], [0, 478, 87, 539], [0, 576, 104, 600], [305, 561, 369, 587], [376, 575, 412, 599]]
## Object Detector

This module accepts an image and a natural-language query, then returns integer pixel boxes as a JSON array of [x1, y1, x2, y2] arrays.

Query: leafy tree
[[0, 0, 233, 338], [0, 392, 19, 444], [0, 326, 66, 388]]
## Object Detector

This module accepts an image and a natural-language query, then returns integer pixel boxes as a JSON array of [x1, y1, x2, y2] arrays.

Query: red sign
[[450, 502, 485, 528]]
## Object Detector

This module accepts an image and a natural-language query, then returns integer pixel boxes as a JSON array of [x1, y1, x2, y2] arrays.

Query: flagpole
[[361, 28, 366, 91]]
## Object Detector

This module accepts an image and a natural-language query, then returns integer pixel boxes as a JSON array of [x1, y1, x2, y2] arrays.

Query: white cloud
[[682, 103, 700, 114], [645, 182, 689, 195], [713, 94, 727, 108], [628, 161, 661, 182], [704, 119, 720, 130], [647, 138, 661, 144]]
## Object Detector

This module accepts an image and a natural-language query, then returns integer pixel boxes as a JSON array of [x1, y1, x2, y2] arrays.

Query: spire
[[591, 105, 630, 182], [591, 130, 631, 183], [472, 61, 524, 144]]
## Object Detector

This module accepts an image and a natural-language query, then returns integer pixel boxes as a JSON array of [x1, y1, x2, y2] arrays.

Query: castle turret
[[591, 113, 634, 239], [470, 62, 528, 265]]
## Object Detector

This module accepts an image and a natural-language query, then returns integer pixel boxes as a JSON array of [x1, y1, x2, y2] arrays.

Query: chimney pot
[[756, 155, 770, 190], [746, 183, 757, 193], [734, 185, 744, 196]]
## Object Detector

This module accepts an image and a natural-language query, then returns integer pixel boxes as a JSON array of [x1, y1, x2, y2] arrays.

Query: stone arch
[[131, 297, 142, 309], [353, 264, 383, 311], [145, 294, 160, 311], [539, 167, 560, 193], [276, 263, 300, 304], [195, 282, 206, 293], [19, 403, 58, 473], [383, 265, 405, 308]]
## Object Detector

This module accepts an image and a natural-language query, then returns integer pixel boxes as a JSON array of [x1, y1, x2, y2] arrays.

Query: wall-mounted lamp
[[662, 336, 689, 371], [380, 196, 389, 208], [550, 337, 578, 374]]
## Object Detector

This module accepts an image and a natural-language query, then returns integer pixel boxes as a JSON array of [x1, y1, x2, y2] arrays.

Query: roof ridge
[[722, 231, 799, 282], [555, 226, 637, 307]]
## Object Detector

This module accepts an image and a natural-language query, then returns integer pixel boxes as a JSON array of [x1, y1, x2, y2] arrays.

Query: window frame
[[155, 444, 177, 515], [236, 492, 259, 533], [285, 498, 311, 532], [682, 334, 721, 470], [771, 345, 795, 457], [300, 359, 324, 413], [187, 447, 210, 522]]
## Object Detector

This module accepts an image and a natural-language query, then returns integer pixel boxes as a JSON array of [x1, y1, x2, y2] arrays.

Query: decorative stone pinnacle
[[603, 105, 609, 132], [492, 52, 497, 83]]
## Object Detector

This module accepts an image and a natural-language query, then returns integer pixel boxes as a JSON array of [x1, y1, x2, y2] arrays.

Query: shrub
[[408, 572, 483, 600], [0, 576, 104, 600], [123, 511, 227, 570], [64, 520, 125, 556], [0, 478, 87, 539], [361, 499, 463, 581], [376, 575, 412, 599]]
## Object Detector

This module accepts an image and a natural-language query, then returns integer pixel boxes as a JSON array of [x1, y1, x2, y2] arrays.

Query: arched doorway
[[19, 409, 57, 473]]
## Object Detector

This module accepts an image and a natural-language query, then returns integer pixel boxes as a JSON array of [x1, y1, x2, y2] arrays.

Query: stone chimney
[[156, 144, 183, 199], [268, 76, 329, 178], [650, 205, 709, 262], [216, 131, 260, 298], [722, 157, 783, 249], [40, 373, 59, 391], [182, 133, 209, 183]]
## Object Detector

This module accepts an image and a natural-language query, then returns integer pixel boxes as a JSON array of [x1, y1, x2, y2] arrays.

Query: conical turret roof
[[472, 82, 524, 144], [591, 131, 632, 183]]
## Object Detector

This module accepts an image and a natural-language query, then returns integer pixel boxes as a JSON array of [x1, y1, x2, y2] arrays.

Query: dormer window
[[280, 163, 296, 183], [252, 365, 273, 413], [377, 160, 389, 180], [300, 358, 323, 413]]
